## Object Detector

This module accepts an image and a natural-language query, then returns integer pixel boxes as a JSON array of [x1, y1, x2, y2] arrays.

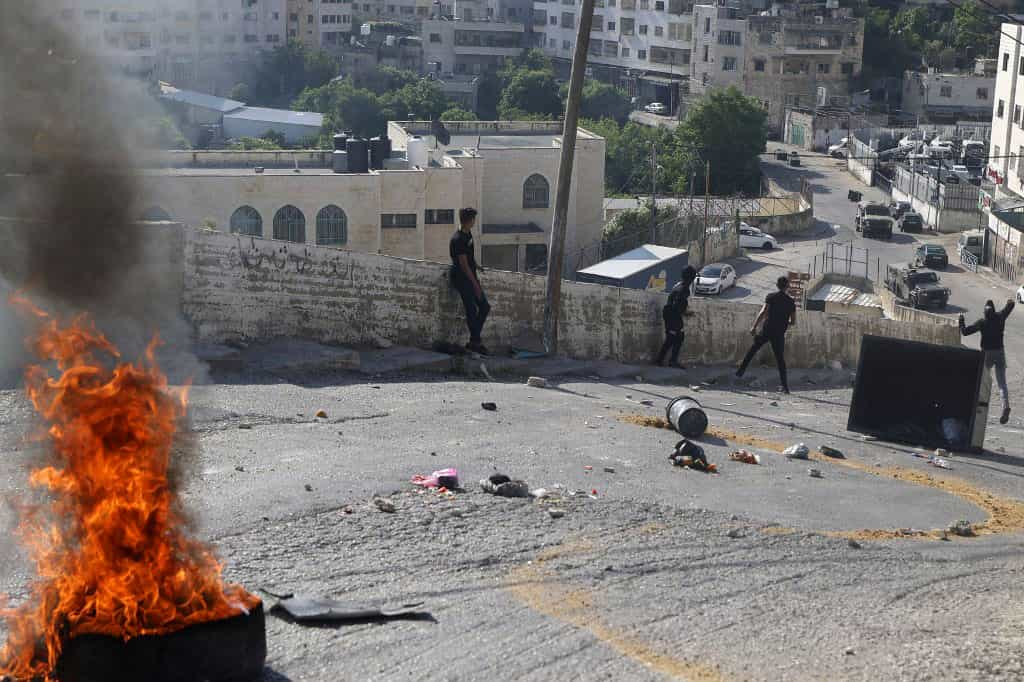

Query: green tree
[[601, 201, 682, 258], [249, 40, 339, 106], [953, 3, 995, 55], [674, 87, 767, 196], [441, 106, 479, 121], [475, 72, 501, 119], [578, 82, 631, 124], [228, 136, 283, 150], [381, 80, 449, 120], [294, 79, 387, 138], [499, 69, 561, 119], [356, 65, 419, 95]]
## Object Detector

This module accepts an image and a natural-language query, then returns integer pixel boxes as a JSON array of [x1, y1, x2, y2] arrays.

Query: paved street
[[1, 353, 1023, 681]]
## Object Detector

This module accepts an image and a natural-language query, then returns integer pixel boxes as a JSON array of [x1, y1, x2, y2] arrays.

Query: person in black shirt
[[655, 266, 697, 368], [960, 299, 1015, 424], [450, 207, 491, 354], [736, 276, 797, 393]]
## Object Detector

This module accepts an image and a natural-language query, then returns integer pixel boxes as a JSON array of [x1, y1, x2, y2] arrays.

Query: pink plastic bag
[[411, 468, 459, 489]]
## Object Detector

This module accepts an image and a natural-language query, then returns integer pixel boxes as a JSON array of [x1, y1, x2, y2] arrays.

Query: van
[[957, 231, 984, 259]]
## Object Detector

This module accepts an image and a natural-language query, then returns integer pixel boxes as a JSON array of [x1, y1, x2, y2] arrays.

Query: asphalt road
[[1, 361, 1023, 681]]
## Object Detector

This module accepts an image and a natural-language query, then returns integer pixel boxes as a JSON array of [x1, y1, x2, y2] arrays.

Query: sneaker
[[735, 368, 744, 378], [1000, 407, 1011, 425], [468, 342, 490, 356]]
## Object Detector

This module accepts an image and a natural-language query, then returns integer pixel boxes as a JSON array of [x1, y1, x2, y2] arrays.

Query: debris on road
[[315, 409, 327, 419], [847, 539, 862, 549], [935, 448, 951, 459], [304, 484, 313, 492], [819, 445, 845, 459], [930, 457, 952, 470], [726, 528, 746, 539], [526, 376, 548, 388], [729, 450, 760, 465], [481, 402, 497, 411], [373, 497, 396, 513], [547, 508, 565, 519], [235, 465, 245, 472], [238, 423, 253, 430], [480, 474, 531, 497], [669, 439, 717, 473], [783, 443, 810, 459], [603, 466, 616, 473], [948, 520, 975, 537], [411, 468, 460, 489], [808, 468, 823, 479], [769, 401, 779, 407], [271, 595, 429, 624]]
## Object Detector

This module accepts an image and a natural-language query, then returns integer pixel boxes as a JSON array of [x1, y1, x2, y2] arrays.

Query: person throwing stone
[[736, 276, 796, 394], [960, 299, 1014, 424]]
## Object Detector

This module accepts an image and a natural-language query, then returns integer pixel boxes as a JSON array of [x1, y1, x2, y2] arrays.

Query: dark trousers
[[656, 329, 684, 365], [738, 332, 788, 390], [455, 279, 490, 344]]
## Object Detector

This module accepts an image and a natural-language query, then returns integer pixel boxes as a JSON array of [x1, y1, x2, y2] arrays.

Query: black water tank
[[369, 137, 386, 170], [346, 138, 369, 173], [332, 132, 348, 151]]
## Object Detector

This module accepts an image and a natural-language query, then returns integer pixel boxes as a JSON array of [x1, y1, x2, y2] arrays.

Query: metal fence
[[893, 165, 980, 211], [809, 241, 885, 282], [961, 246, 979, 272]]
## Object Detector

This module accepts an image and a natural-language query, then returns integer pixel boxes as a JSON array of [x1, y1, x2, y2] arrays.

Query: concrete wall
[[847, 133, 874, 186], [877, 286, 960, 328], [890, 186, 979, 234], [182, 226, 960, 369]]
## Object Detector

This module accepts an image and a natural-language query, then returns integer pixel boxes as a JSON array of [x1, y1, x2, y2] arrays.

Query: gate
[[961, 246, 979, 273]]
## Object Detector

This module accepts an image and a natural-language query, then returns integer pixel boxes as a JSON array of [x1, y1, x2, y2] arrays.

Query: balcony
[[783, 45, 842, 55], [454, 44, 523, 56]]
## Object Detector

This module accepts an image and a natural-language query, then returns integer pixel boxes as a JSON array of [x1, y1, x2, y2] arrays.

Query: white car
[[693, 263, 737, 295], [1017, 284, 1024, 303], [644, 102, 668, 115], [827, 137, 848, 158], [738, 223, 779, 250]]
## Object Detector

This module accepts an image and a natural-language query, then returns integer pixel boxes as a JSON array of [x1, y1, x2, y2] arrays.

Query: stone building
[[902, 60, 996, 124], [125, 121, 605, 274]]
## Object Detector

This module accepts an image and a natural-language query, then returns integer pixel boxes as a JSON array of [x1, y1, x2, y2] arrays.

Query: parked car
[[644, 102, 668, 115], [890, 201, 912, 220], [827, 137, 848, 158], [885, 263, 951, 310], [694, 263, 737, 295], [788, 151, 801, 167], [914, 244, 949, 270], [957, 230, 984, 260], [1017, 283, 1024, 303], [738, 223, 779, 250], [899, 211, 923, 233]]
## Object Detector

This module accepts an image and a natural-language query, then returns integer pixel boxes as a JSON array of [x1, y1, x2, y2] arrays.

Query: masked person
[[655, 266, 698, 368], [960, 299, 1015, 424], [736, 276, 796, 394]]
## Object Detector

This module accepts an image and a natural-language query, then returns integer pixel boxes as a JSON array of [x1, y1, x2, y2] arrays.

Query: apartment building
[[533, 0, 697, 112], [982, 23, 1024, 283], [902, 59, 996, 123], [744, 9, 863, 133], [692, 2, 745, 95], [422, 18, 531, 76], [286, 0, 354, 48], [42, 0, 292, 93]]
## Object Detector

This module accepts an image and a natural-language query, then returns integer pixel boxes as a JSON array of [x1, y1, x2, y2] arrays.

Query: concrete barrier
[[182, 227, 960, 370]]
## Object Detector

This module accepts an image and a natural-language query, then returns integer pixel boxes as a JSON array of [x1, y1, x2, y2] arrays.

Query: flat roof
[[159, 84, 245, 114], [808, 283, 882, 308], [577, 244, 687, 280], [224, 107, 324, 128], [138, 168, 389, 177]]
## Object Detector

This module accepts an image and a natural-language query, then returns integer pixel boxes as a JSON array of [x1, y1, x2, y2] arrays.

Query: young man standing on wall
[[960, 299, 1015, 424], [450, 207, 490, 355], [655, 266, 698, 368], [735, 276, 796, 394]]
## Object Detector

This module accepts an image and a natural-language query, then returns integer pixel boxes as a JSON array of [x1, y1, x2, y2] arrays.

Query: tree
[[441, 107, 478, 121], [294, 79, 387, 138], [499, 69, 561, 119], [674, 87, 767, 196], [229, 82, 250, 102], [601, 201, 682, 258], [228, 136, 283, 150], [261, 129, 287, 147], [247, 40, 339, 106], [356, 65, 419, 95], [381, 80, 448, 121], [578, 82, 631, 124], [953, 3, 995, 55]]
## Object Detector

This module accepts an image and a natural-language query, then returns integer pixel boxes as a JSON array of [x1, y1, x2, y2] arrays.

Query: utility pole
[[702, 160, 710, 264], [542, 0, 595, 356], [650, 143, 658, 243]]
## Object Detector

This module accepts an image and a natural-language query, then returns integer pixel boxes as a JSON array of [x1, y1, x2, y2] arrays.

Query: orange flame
[[0, 299, 259, 680]]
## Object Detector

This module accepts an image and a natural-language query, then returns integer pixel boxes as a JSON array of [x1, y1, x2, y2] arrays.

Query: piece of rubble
[[948, 520, 975, 537], [481, 402, 497, 411], [847, 539, 862, 549], [603, 466, 616, 473], [373, 497, 396, 513], [819, 445, 844, 459], [315, 409, 328, 419], [808, 468, 823, 479], [726, 528, 745, 539], [729, 450, 760, 465], [304, 484, 314, 492], [783, 443, 809, 459], [480, 474, 531, 498], [526, 376, 548, 388], [238, 423, 253, 430], [235, 465, 245, 472], [547, 508, 566, 519]]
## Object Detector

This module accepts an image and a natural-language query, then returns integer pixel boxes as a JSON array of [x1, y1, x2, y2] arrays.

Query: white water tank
[[407, 136, 428, 169], [385, 34, 396, 47]]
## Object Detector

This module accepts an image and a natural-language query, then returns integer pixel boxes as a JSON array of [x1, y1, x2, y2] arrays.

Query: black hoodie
[[961, 300, 1015, 350]]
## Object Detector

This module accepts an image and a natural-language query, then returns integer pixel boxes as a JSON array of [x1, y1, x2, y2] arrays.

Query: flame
[[0, 298, 259, 680]]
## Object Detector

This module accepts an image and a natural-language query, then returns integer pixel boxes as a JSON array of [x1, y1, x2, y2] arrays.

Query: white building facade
[[902, 66, 995, 123], [982, 22, 1024, 283]]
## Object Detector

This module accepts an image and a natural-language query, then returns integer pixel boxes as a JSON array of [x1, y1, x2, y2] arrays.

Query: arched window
[[140, 206, 171, 221], [273, 205, 306, 243], [523, 174, 550, 209], [316, 205, 348, 246], [229, 205, 263, 236]]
